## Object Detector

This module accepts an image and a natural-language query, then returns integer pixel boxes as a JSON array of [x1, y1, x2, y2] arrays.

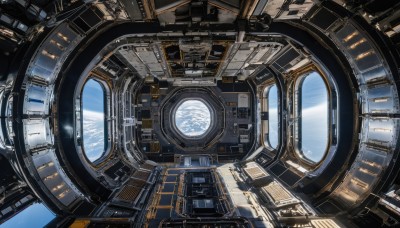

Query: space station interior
[[0, 0, 400, 227]]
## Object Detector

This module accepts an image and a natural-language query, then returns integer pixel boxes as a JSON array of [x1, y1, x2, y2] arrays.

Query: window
[[175, 100, 211, 137], [81, 79, 106, 162], [267, 85, 279, 149], [1, 203, 55, 228], [296, 71, 329, 163]]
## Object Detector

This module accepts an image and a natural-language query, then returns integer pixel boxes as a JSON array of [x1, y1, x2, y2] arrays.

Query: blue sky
[[82, 79, 105, 113], [1, 203, 55, 228], [268, 85, 279, 149], [300, 72, 329, 163], [82, 79, 106, 162], [301, 72, 328, 109]]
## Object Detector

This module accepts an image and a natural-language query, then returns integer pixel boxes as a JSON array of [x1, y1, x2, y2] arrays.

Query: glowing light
[[349, 38, 366, 49], [343, 31, 358, 42], [44, 172, 58, 181]]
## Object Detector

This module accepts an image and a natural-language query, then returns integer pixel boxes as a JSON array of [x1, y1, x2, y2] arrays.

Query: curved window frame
[[262, 84, 280, 150], [292, 66, 332, 166], [78, 77, 112, 165]]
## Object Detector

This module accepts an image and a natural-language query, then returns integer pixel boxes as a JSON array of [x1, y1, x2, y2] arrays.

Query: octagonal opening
[[174, 100, 211, 137]]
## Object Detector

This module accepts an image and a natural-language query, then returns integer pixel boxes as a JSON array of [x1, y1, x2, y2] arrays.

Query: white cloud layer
[[82, 110, 105, 161]]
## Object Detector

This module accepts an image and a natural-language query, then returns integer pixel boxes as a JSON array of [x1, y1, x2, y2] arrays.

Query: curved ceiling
[[0, 0, 399, 227]]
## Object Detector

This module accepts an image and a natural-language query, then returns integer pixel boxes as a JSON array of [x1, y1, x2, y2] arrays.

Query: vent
[[116, 185, 142, 202]]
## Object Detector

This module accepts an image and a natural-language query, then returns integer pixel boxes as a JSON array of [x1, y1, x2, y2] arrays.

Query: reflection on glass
[[2, 203, 55, 228], [82, 79, 105, 162], [268, 85, 279, 149], [175, 100, 211, 137], [300, 72, 328, 163]]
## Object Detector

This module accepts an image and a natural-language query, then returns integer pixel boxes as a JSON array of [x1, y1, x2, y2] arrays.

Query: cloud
[[82, 109, 105, 161], [301, 103, 328, 118], [300, 102, 329, 162], [175, 101, 211, 136]]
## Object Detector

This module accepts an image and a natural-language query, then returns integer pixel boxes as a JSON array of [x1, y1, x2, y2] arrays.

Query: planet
[[175, 100, 211, 137], [82, 109, 105, 162], [81, 79, 106, 162]]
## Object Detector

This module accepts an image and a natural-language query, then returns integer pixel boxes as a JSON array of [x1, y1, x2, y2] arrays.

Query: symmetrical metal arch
[[0, 1, 399, 226]]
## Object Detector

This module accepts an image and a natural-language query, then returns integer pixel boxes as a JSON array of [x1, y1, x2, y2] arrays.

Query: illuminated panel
[[23, 119, 51, 150], [23, 84, 50, 115], [26, 23, 81, 83], [32, 149, 82, 207], [362, 117, 398, 148], [363, 85, 397, 114], [15, 9, 107, 214]]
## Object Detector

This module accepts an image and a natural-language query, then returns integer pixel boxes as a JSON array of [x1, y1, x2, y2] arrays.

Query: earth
[[82, 109, 105, 162], [175, 100, 211, 137]]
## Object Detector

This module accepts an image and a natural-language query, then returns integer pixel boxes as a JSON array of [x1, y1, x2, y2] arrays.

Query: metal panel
[[226, 62, 244, 70], [137, 50, 158, 63], [23, 119, 52, 150], [16, 19, 98, 213], [270, 47, 302, 73], [223, 49, 253, 75], [311, 219, 341, 228], [361, 117, 399, 148], [231, 49, 253, 62], [32, 149, 83, 207], [361, 65, 388, 84], [263, 0, 285, 18], [359, 145, 389, 171], [252, 0, 269, 16], [147, 63, 163, 72], [23, 83, 51, 115], [249, 44, 282, 64], [117, 45, 166, 77], [332, 22, 395, 85], [308, 8, 400, 210], [354, 53, 381, 73], [119, 0, 145, 20], [72, 8, 103, 33], [117, 47, 148, 76], [308, 7, 339, 31], [332, 117, 398, 207], [219, 43, 283, 78], [34, 51, 58, 72], [238, 93, 249, 108], [277, 1, 315, 20], [222, 70, 238, 76], [261, 181, 299, 207], [362, 85, 398, 114], [30, 65, 53, 82], [332, 145, 391, 207], [26, 23, 81, 83], [137, 48, 164, 73]]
